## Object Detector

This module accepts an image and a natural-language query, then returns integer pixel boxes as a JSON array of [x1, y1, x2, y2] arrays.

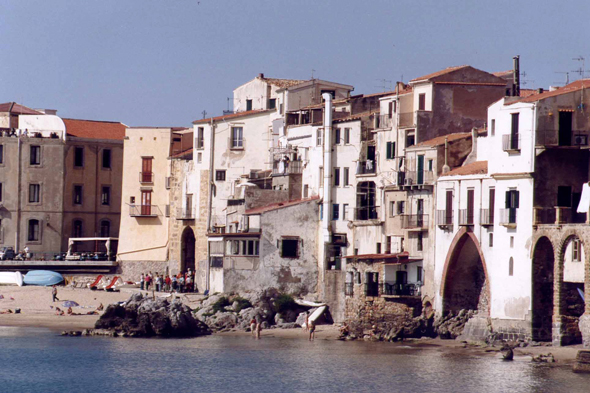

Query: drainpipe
[[205, 120, 216, 291], [442, 137, 450, 174], [322, 93, 333, 245]]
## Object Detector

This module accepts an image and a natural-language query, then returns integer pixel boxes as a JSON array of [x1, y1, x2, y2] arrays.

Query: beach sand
[[0, 285, 583, 365]]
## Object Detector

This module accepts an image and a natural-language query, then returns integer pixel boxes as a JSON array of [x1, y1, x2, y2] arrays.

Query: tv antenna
[[201, 110, 207, 119], [554, 71, 570, 86], [374, 78, 392, 92], [572, 56, 590, 79], [311, 69, 316, 79], [519, 70, 534, 87]]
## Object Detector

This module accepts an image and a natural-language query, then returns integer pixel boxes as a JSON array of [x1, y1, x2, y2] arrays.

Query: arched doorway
[[442, 232, 489, 316], [181, 227, 196, 272], [531, 236, 554, 341], [559, 235, 585, 345]]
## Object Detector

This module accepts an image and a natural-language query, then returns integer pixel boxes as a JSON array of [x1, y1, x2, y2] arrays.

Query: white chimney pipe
[[322, 93, 333, 243]]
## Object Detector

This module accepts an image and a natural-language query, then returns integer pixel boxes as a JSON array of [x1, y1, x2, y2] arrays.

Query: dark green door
[[417, 155, 424, 184]]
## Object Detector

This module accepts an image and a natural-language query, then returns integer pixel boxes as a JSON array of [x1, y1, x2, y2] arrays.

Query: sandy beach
[[0, 285, 583, 366]]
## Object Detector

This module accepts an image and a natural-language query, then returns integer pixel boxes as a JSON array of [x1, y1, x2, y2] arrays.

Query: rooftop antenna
[[519, 71, 534, 87], [311, 69, 316, 79], [201, 110, 207, 119], [554, 71, 570, 86], [374, 78, 393, 92], [572, 56, 590, 79]]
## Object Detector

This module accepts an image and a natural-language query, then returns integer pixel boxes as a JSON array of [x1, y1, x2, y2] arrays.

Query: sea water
[[0, 326, 589, 393]]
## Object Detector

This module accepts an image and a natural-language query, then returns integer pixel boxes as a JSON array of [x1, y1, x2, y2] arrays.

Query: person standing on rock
[[140, 273, 145, 291], [309, 320, 316, 341], [305, 312, 310, 332], [165, 275, 171, 292], [172, 275, 178, 292], [255, 318, 262, 339], [145, 273, 152, 291], [250, 317, 257, 337]]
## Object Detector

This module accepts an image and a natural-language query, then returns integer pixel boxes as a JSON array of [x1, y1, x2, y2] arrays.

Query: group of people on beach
[[248, 312, 317, 340], [139, 269, 198, 293]]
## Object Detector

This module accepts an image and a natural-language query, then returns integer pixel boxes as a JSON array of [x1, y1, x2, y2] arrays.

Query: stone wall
[[116, 260, 174, 282]]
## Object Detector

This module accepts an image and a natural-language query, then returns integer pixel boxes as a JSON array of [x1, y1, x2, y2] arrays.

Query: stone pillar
[[552, 244, 565, 346]]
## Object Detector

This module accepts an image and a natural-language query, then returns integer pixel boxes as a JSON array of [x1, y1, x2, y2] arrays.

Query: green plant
[[212, 296, 231, 314], [232, 296, 252, 313], [273, 293, 297, 314]]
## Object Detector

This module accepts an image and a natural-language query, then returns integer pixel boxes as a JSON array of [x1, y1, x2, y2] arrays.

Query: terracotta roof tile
[[63, 118, 126, 140], [441, 161, 488, 177], [0, 102, 43, 115], [245, 195, 319, 215], [343, 251, 409, 262], [414, 130, 484, 148], [193, 109, 270, 124], [519, 89, 538, 98], [511, 79, 590, 104], [262, 77, 306, 88], [332, 110, 379, 124], [493, 70, 514, 78], [410, 65, 470, 83]]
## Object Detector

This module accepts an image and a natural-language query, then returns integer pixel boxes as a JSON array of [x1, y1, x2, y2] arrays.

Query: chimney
[[396, 82, 405, 92], [537, 88, 544, 94], [258, 73, 264, 79], [513, 55, 520, 97]]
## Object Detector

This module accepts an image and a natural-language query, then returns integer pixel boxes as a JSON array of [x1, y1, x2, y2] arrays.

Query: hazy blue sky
[[1, 0, 588, 126]]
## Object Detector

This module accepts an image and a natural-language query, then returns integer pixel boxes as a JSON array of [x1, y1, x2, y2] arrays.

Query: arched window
[[100, 220, 110, 237], [509, 257, 514, 276], [28, 219, 40, 241], [72, 220, 83, 237]]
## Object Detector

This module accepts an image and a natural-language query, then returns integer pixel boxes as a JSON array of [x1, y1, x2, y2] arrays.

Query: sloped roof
[[193, 109, 269, 125], [343, 251, 409, 262], [0, 102, 43, 115], [441, 161, 488, 177], [511, 79, 590, 104], [262, 77, 306, 88], [333, 110, 378, 124], [410, 65, 470, 82], [414, 129, 485, 148], [245, 195, 319, 215], [63, 118, 126, 140], [493, 70, 514, 78]]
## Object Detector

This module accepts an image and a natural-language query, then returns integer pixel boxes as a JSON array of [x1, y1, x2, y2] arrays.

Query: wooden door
[[141, 190, 152, 215]]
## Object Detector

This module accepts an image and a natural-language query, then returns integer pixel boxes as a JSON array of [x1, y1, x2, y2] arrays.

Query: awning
[[344, 251, 409, 263]]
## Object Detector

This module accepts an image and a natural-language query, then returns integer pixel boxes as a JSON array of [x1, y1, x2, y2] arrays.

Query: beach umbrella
[[62, 301, 80, 307]]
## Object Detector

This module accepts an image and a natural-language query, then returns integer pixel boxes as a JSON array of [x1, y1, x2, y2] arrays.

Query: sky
[[1, 0, 589, 127]]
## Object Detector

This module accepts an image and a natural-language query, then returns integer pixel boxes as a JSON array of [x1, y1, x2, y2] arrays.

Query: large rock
[[95, 293, 210, 338]]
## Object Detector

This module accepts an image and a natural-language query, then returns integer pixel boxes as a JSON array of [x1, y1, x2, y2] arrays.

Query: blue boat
[[23, 270, 64, 286]]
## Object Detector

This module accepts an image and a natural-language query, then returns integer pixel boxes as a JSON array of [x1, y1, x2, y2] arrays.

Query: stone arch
[[531, 236, 554, 341], [440, 227, 491, 316], [180, 226, 196, 272]]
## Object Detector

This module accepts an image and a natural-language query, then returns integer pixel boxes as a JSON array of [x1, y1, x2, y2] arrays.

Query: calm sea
[[0, 326, 588, 393]]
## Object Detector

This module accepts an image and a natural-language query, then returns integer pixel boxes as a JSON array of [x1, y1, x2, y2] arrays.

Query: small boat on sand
[[23, 270, 63, 286], [0, 272, 24, 287]]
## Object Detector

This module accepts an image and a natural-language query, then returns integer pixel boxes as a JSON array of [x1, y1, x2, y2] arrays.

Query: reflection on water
[[0, 327, 588, 393]]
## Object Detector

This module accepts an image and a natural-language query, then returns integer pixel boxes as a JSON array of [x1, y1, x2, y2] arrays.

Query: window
[[102, 149, 111, 169], [74, 147, 84, 167], [28, 219, 40, 241], [343, 167, 349, 186], [246, 99, 252, 111], [417, 266, 423, 282], [428, 159, 433, 172], [386, 236, 392, 253], [0, 144, 3, 164], [418, 93, 426, 110], [101, 186, 111, 205], [268, 98, 276, 110], [197, 152, 202, 163], [72, 220, 83, 237], [406, 132, 415, 147], [73, 185, 83, 205], [376, 242, 381, 254], [386, 141, 396, 159], [231, 126, 243, 148], [100, 220, 111, 237], [280, 238, 299, 258], [316, 129, 323, 146], [332, 204, 339, 220], [196, 127, 204, 149], [303, 185, 309, 198], [333, 167, 340, 186], [245, 240, 260, 256], [489, 233, 494, 247], [510, 113, 519, 149], [509, 257, 514, 276], [572, 239, 582, 262], [557, 186, 572, 207], [29, 184, 40, 203], [334, 128, 341, 145], [344, 128, 351, 144], [343, 204, 348, 220], [491, 119, 495, 136], [30, 145, 40, 165], [417, 232, 423, 251], [140, 190, 152, 215], [389, 201, 396, 217], [0, 183, 2, 202], [141, 157, 153, 182], [319, 204, 323, 220], [510, 236, 514, 248], [215, 170, 226, 181], [319, 167, 324, 187], [505, 189, 519, 224], [397, 201, 405, 215]]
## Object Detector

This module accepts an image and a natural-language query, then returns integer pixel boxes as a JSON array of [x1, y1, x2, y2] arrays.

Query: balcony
[[499, 208, 518, 227], [480, 208, 494, 226], [534, 206, 586, 225], [139, 172, 154, 183], [272, 160, 303, 175], [436, 210, 453, 227], [360, 127, 375, 142], [536, 129, 589, 147], [405, 170, 434, 186], [176, 208, 195, 220], [502, 134, 520, 152], [401, 214, 429, 230], [381, 282, 421, 297], [377, 114, 392, 129], [458, 209, 475, 226], [129, 204, 159, 217], [354, 206, 380, 221], [398, 112, 415, 128], [356, 160, 376, 175]]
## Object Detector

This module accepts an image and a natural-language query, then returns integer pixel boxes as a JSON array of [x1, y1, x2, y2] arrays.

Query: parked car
[[0, 247, 16, 261]]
